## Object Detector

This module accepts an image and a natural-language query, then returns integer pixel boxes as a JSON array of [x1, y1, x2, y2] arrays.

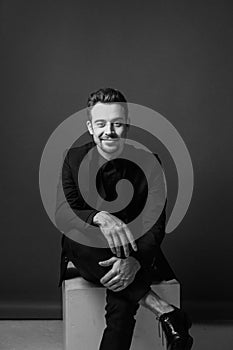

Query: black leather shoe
[[158, 307, 193, 350]]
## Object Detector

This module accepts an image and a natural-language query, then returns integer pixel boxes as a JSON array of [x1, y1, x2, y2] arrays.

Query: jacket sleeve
[[55, 150, 99, 234], [141, 155, 167, 246], [129, 154, 168, 270]]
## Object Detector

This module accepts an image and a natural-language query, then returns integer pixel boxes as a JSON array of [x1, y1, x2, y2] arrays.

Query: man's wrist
[[93, 211, 108, 226], [128, 256, 141, 273], [93, 212, 100, 225]]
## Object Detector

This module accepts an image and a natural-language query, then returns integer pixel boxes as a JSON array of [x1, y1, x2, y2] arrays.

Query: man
[[55, 88, 193, 350]]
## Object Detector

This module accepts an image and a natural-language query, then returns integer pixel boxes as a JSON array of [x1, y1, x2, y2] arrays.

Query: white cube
[[63, 275, 180, 350]]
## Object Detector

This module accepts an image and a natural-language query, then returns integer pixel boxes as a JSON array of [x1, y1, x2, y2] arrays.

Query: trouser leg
[[99, 290, 140, 350]]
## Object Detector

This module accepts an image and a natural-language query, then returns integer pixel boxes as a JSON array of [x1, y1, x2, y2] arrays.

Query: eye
[[114, 122, 123, 127], [95, 122, 105, 128]]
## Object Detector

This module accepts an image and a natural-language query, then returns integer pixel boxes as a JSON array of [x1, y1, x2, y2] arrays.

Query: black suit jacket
[[55, 142, 176, 286]]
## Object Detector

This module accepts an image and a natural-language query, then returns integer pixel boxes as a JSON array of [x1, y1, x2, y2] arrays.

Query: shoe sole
[[168, 335, 193, 350]]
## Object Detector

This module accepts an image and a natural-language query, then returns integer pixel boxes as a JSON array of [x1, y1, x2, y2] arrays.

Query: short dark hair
[[87, 88, 128, 119]]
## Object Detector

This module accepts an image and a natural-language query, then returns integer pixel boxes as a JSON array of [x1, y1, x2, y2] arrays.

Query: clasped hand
[[93, 211, 137, 257], [99, 256, 141, 292]]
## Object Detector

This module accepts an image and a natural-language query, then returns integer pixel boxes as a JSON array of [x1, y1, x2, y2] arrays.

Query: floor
[[0, 320, 232, 350]]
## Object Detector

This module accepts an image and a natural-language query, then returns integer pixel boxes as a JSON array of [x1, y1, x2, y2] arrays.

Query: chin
[[103, 147, 118, 153]]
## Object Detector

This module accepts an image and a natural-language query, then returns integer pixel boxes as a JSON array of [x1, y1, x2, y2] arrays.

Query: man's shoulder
[[65, 142, 95, 162], [124, 143, 162, 166]]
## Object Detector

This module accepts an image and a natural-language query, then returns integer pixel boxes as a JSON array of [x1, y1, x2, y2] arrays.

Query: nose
[[105, 122, 115, 136]]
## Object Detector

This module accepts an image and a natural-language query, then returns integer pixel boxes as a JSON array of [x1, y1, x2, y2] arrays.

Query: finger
[[111, 233, 122, 257], [112, 284, 126, 292], [117, 229, 130, 257], [122, 241, 129, 258], [99, 257, 117, 266], [99, 226, 117, 255], [100, 270, 116, 285], [104, 275, 121, 288], [121, 241, 129, 258], [124, 226, 137, 251], [105, 235, 117, 255], [108, 281, 124, 290], [113, 278, 133, 292]]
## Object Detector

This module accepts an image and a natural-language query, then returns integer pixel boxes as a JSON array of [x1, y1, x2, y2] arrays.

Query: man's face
[[86, 103, 128, 157]]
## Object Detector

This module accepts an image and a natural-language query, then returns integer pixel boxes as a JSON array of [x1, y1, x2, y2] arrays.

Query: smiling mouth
[[101, 139, 119, 142]]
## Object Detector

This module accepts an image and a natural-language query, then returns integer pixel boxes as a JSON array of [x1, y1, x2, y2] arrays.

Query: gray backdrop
[[1, 0, 233, 320]]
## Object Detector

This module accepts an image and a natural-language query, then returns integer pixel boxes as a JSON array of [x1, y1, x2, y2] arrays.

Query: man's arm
[[55, 149, 99, 233], [128, 153, 167, 267], [142, 156, 167, 245]]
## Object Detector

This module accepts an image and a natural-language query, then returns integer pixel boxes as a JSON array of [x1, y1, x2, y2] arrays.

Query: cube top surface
[[64, 277, 179, 291]]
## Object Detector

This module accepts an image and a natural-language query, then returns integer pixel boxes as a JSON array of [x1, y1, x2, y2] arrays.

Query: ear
[[86, 120, 94, 135]]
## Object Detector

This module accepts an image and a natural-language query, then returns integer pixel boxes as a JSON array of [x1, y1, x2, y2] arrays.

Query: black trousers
[[63, 230, 175, 350]]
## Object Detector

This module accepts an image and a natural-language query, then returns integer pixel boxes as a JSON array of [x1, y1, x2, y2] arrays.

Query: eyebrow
[[93, 117, 125, 123]]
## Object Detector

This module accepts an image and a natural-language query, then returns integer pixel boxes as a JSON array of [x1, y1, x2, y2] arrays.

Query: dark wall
[[1, 0, 233, 319]]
